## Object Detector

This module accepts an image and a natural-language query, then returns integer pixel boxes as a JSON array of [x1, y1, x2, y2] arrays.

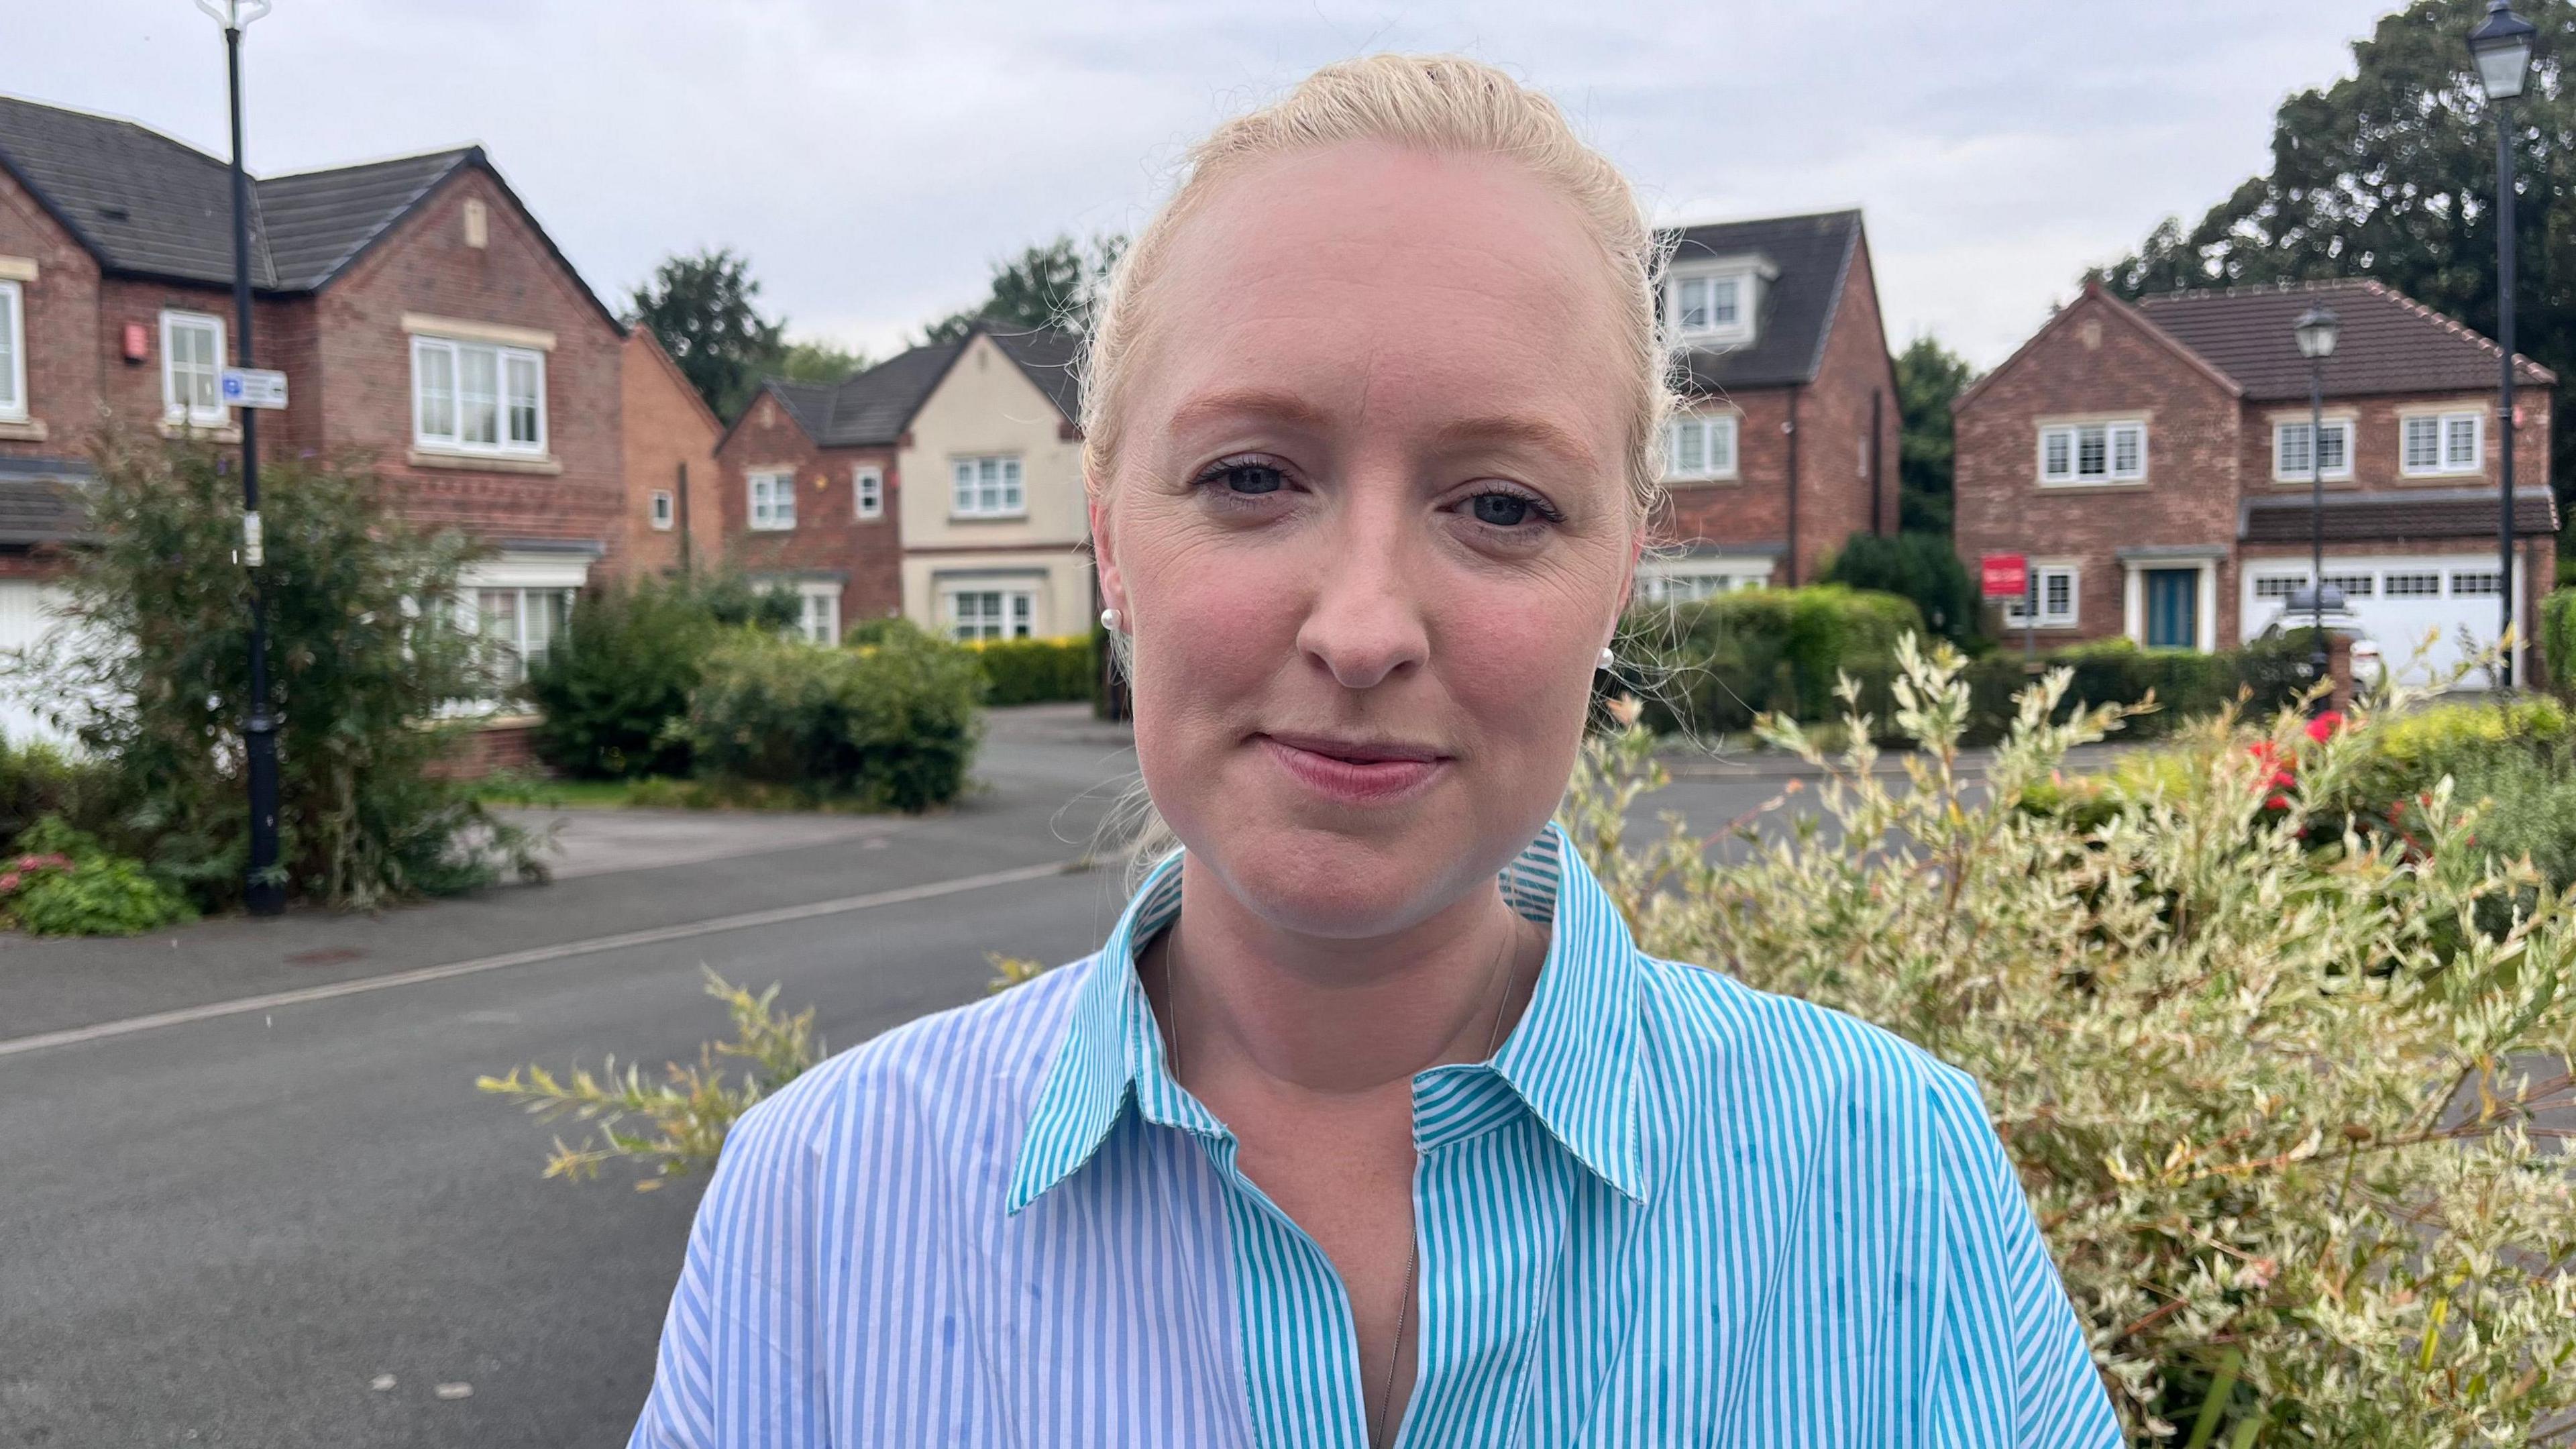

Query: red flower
[[2305, 710, 2344, 744]]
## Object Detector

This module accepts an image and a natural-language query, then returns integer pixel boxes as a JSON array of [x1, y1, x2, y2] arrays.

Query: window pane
[[1708, 278, 1738, 325], [504, 354, 541, 445], [2386, 572, 2441, 598], [953, 460, 975, 513], [2043, 429, 2071, 478], [2278, 424, 2310, 476], [776, 476, 794, 527], [1710, 417, 1735, 473], [0, 285, 17, 413], [1010, 592, 1032, 639], [2044, 570, 2073, 619], [2318, 423, 2346, 473], [1002, 458, 1023, 510], [1677, 278, 1709, 329], [417, 343, 455, 440], [459, 346, 499, 445], [2112, 425, 2141, 476], [1672, 421, 1704, 474], [2445, 415, 2479, 468], [2404, 417, 2440, 470], [2076, 426, 2108, 477]]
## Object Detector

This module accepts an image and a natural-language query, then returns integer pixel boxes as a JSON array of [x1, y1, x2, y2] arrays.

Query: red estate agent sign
[[1980, 553, 2029, 600]]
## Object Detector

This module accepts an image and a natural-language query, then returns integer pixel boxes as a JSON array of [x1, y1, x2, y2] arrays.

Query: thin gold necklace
[[1161, 904, 1523, 1449]]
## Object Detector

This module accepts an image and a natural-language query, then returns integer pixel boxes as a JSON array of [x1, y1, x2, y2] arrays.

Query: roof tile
[[2136, 279, 2554, 402]]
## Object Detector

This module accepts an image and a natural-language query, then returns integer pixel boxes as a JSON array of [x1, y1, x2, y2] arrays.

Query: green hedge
[[1838, 635, 2311, 745], [967, 635, 1095, 706], [1620, 586, 1925, 735], [686, 624, 983, 810], [1817, 533, 1982, 648], [2543, 588, 2576, 689]]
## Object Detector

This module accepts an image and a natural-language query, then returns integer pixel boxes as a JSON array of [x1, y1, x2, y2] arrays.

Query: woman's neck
[[1145, 855, 1546, 1101]]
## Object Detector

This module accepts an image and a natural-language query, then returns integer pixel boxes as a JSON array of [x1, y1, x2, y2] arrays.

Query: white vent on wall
[[463, 199, 489, 250]]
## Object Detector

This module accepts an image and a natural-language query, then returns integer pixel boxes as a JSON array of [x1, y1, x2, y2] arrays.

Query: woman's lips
[[1256, 733, 1449, 804]]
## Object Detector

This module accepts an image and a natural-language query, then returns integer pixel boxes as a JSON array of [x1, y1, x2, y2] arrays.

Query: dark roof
[[2137, 279, 2556, 402], [2240, 486, 2558, 543], [1660, 209, 1866, 393], [749, 323, 1081, 449], [0, 455, 93, 546], [256, 149, 476, 290], [0, 95, 607, 325]]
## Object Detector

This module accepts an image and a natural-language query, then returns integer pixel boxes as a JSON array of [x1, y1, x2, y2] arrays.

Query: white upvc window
[[2402, 411, 2483, 476], [2001, 564, 2080, 627], [2038, 421, 2145, 484], [951, 455, 1025, 518], [0, 280, 23, 421], [2451, 569, 2505, 597], [161, 310, 227, 427], [1664, 413, 1739, 481], [854, 465, 883, 519], [2273, 419, 2352, 481], [748, 469, 796, 530], [946, 586, 1035, 641], [796, 584, 840, 645], [1666, 266, 1755, 345], [474, 586, 574, 684], [412, 335, 545, 455], [649, 490, 674, 530], [2385, 571, 2442, 598]]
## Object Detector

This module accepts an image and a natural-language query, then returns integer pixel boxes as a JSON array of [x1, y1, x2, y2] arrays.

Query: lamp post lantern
[[2294, 304, 2341, 710], [196, 0, 282, 915], [2470, 0, 2537, 690]]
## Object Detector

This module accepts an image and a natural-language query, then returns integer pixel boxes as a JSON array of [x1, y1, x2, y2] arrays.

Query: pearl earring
[[1100, 608, 1122, 633], [1598, 645, 1615, 671]]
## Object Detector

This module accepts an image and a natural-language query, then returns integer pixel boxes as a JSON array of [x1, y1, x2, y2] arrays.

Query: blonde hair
[[1078, 53, 1675, 522]]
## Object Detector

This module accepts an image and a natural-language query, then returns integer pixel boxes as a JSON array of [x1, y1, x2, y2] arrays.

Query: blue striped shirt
[[631, 823, 2124, 1447]]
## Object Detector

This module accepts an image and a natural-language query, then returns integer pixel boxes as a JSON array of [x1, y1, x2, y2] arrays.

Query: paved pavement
[[0, 706, 1802, 1448]]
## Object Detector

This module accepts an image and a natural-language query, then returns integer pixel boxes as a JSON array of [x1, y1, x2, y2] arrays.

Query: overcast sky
[[10, 0, 2406, 368]]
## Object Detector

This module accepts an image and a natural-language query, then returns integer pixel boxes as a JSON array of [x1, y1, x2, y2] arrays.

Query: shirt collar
[[1005, 822, 1648, 1215]]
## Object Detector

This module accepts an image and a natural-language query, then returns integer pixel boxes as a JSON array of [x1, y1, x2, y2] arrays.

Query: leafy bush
[[0, 736, 127, 847], [1620, 584, 1923, 735], [4, 436, 540, 909], [526, 576, 718, 779], [1569, 641, 2576, 1446], [967, 635, 1095, 705], [686, 625, 983, 809], [1, 814, 192, 936], [2542, 588, 2576, 689], [1817, 531, 1982, 647], [1831, 635, 2310, 745]]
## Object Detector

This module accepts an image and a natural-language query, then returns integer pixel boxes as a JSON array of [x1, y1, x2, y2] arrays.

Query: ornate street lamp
[[196, 0, 282, 914], [2295, 304, 2341, 709], [2469, 0, 2537, 689]]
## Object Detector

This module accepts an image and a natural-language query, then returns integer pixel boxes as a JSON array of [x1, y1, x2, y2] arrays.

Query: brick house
[[1644, 209, 1900, 598], [1953, 279, 2557, 684], [0, 93, 680, 724], [620, 327, 722, 579], [716, 322, 1086, 644]]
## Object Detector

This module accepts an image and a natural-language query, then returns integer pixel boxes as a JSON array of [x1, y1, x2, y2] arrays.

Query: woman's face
[[1094, 140, 1639, 941]]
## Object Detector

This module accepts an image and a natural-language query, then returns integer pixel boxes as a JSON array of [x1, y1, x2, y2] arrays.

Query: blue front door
[[2145, 568, 2198, 649]]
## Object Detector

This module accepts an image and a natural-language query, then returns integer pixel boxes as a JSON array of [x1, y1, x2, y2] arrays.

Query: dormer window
[[1665, 263, 1759, 347]]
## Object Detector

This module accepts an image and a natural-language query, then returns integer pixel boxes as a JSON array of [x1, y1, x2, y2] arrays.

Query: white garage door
[[0, 580, 74, 744], [2241, 553, 2523, 690]]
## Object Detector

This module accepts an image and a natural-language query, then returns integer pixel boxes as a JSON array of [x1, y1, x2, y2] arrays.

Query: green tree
[[630, 248, 787, 422], [1892, 335, 1978, 535], [2092, 0, 2576, 528], [923, 233, 1127, 343], [1819, 531, 1981, 647], [773, 337, 869, 386]]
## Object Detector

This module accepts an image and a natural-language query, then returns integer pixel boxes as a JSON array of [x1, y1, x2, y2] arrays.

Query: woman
[[631, 55, 2121, 1449]]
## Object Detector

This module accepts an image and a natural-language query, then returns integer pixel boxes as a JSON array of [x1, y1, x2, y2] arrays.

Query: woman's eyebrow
[[1165, 388, 1336, 437], [1431, 413, 1595, 471]]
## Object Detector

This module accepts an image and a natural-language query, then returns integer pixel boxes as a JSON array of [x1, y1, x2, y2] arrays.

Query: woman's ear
[[1088, 488, 1128, 616]]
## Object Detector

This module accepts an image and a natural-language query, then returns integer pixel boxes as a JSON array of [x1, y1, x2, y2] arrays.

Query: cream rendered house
[[896, 325, 1093, 641]]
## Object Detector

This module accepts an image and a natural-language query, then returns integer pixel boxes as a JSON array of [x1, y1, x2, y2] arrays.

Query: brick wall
[[1955, 291, 2245, 642], [0, 172, 101, 460], [1657, 385, 1792, 564], [313, 167, 624, 565], [2237, 385, 2557, 498], [614, 329, 721, 582], [714, 389, 904, 625]]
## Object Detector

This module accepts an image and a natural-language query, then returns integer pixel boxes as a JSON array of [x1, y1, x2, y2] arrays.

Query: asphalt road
[[0, 709, 1803, 1449]]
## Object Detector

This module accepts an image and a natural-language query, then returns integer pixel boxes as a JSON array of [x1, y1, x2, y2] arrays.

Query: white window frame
[[2001, 564, 2081, 628], [944, 585, 1037, 641], [411, 334, 547, 457], [649, 490, 674, 530], [2451, 569, 2505, 597], [2037, 421, 2146, 486], [795, 583, 840, 645], [951, 455, 1026, 519], [2271, 418, 2353, 482], [854, 465, 884, 520], [161, 310, 227, 427], [1663, 413, 1739, 482], [2402, 410, 2484, 477], [472, 585, 576, 685], [0, 280, 23, 421], [747, 469, 797, 531], [1664, 264, 1756, 347]]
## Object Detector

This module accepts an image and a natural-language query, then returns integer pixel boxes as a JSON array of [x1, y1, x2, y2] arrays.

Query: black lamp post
[[197, 0, 282, 916], [2471, 0, 2537, 690], [2294, 304, 2341, 709]]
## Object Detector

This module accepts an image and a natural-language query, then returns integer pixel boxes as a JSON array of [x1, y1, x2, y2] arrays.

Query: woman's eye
[[1468, 491, 1536, 527], [1211, 462, 1287, 495]]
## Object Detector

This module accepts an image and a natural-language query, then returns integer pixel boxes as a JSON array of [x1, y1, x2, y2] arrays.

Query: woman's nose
[[1293, 511, 1430, 692]]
